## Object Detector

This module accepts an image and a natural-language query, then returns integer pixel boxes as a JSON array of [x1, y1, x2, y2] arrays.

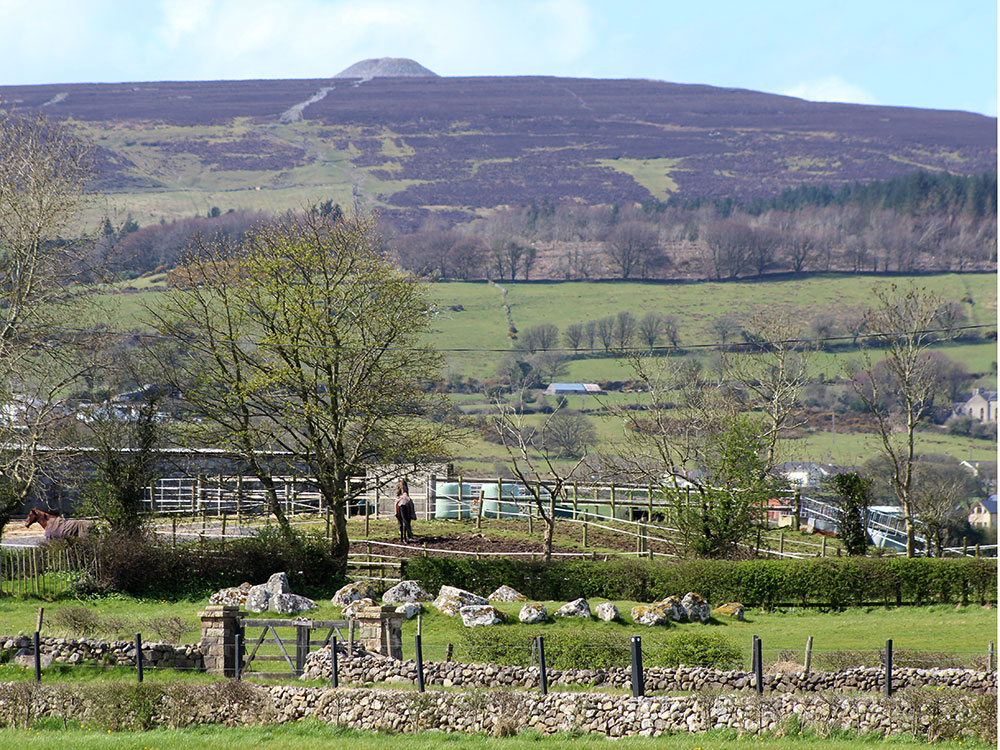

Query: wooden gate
[[240, 617, 351, 679]]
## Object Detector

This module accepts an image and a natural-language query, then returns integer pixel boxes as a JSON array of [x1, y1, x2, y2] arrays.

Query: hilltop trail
[[279, 86, 334, 123]]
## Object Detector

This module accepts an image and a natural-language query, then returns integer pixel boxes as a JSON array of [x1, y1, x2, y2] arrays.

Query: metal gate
[[240, 617, 351, 679]]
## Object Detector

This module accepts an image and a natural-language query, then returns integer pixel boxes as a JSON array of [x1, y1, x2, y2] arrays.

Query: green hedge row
[[402, 557, 997, 608]]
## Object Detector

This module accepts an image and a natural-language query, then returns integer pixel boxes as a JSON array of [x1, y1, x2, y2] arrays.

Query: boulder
[[459, 604, 506, 627], [331, 581, 379, 607], [209, 582, 252, 606], [631, 604, 670, 626], [381, 580, 432, 604], [343, 598, 377, 618], [489, 585, 527, 602], [595, 602, 620, 622], [713, 602, 745, 621], [553, 598, 591, 618], [395, 602, 422, 620], [271, 593, 317, 615], [653, 595, 686, 622], [265, 572, 291, 597], [433, 585, 488, 616], [518, 602, 548, 624], [681, 592, 711, 623], [14, 649, 53, 669], [245, 584, 271, 613]]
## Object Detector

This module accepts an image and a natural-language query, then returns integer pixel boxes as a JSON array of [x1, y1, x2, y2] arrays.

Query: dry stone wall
[[0, 635, 203, 670], [302, 647, 997, 695], [0, 682, 993, 741]]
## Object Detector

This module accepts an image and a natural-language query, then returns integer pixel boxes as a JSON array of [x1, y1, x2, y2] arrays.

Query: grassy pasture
[[0, 723, 990, 749]]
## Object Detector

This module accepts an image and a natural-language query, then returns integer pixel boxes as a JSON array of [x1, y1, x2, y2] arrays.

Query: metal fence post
[[235, 633, 242, 681], [415, 634, 425, 692], [331, 636, 339, 688], [136, 633, 144, 683], [884, 638, 893, 697], [630, 636, 644, 697], [753, 635, 763, 695], [33, 631, 41, 683], [537, 636, 547, 695]]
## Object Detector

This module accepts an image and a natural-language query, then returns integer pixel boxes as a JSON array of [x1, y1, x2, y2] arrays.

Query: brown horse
[[25, 508, 92, 541]]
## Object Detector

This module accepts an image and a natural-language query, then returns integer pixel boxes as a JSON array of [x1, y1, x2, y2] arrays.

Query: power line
[[23, 321, 996, 356]]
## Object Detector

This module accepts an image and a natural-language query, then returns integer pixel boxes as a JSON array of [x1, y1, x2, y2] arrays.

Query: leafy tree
[[831, 472, 870, 556], [150, 211, 455, 572], [78, 397, 162, 535]]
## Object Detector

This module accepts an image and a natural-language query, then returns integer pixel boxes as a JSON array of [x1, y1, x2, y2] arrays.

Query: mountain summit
[[334, 58, 438, 79]]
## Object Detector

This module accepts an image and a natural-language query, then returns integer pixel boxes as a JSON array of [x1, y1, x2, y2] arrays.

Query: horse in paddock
[[25, 508, 92, 541]]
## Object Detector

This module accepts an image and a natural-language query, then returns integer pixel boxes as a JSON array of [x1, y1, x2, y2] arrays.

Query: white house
[[954, 389, 998, 424]]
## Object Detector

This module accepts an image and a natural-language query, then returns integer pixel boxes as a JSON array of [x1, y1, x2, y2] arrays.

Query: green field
[[0, 723, 990, 750]]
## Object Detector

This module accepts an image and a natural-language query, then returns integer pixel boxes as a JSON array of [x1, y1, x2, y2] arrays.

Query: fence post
[[610, 485, 616, 520], [172, 516, 177, 550], [537, 636, 547, 695], [476, 490, 484, 531], [884, 638, 893, 697], [988, 641, 995, 672], [296, 623, 310, 676], [962, 536, 968, 557], [630, 635, 644, 697], [779, 532, 784, 556], [821, 536, 827, 558], [496, 477, 502, 520], [804, 635, 813, 676], [348, 620, 356, 654], [136, 633, 144, 683], [793, 489, 801, 532], [573, 482, 579, 520], [364, 487, 370, 538], [331, 635, 339, 687], [457, 478, 463, 521], [415, 631, 425, 693], [33, 631, 41, 683], [582, 517, 588, 548], [753, 635, 763, 695], [427, 473, 436, 521], [235, 632, 242, 681]]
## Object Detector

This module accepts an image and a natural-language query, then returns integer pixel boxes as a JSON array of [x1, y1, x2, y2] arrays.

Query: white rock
[[245, 584, 271, 613], [395, 602, 422, 620], [381, 580, 432, 604], [518, 602, 548, 624], [630, 604, 670, 626], [681, 592, 711, 623], [433, 585, 488, 616], [653, 595, 687, 622], [343, 598, 377, 618], [209, 582, 252, 606], [459, 604, 505, 627], [271, 593, 317, 615], [489, 585, 527, 602], [554, 598, 591, 618], [265, 572, 291, 596], [332, 581, 379, 607], [595, 602, 620, 622]]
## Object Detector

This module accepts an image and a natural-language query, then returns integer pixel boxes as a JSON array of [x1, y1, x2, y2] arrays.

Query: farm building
[[544, 383, 601, 396]]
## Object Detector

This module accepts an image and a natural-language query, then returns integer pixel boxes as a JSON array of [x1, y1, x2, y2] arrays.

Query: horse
[[25, 508, 92, 541]]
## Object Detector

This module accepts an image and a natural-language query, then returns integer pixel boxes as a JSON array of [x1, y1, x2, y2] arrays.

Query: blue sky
[[2, 0, 996, 115]]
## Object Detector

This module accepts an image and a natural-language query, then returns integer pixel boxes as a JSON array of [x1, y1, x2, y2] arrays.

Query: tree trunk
[[543, 516, 554, 563], [259, 474, 293, 539]]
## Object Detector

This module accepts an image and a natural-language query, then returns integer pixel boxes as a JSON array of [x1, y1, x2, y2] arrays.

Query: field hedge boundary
[[401, 557, 997, 607]]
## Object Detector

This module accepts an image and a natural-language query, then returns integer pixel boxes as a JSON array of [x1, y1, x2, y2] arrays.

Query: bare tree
[[847, 284, 945, 557], [495, 400, 586, 560], [596, 316, 615, 351], [563, 322, 585, 352], [638, 312, 665, 349], [0, 112, 97, 534], [520, 323, 560, 353], [604, 221, 663, 279], [710, 315, 741, 346], [583, 320, 598, 350], [543, 410, 597, 458], [613, 311, 637, 349]]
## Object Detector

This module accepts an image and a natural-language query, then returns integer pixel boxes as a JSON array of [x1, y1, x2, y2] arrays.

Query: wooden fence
[[0, 546, 93, 597]]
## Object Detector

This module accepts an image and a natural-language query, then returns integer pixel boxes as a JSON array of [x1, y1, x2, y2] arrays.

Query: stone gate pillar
[[353, 605, 403, 660], [199, 605, 244, 676]]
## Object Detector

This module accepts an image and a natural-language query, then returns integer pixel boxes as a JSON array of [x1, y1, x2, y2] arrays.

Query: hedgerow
[[402, 557, 996, 608]]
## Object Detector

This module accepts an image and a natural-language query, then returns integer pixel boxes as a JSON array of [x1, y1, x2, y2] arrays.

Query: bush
[[646, 632, 742, 669], [402, 557, 997, 607], [72, 527, 347, 599]]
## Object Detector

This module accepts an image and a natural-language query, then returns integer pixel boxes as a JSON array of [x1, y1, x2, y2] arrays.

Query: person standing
[[395, 479, 416, 542]]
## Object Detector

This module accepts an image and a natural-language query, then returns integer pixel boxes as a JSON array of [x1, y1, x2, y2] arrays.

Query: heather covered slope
[[1, 75, 993, 221]]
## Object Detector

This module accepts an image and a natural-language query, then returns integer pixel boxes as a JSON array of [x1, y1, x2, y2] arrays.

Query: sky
[[2, 0, 996, 116]]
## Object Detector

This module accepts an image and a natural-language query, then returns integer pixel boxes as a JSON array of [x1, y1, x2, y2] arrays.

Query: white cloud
[[781, 76, 879, 106]]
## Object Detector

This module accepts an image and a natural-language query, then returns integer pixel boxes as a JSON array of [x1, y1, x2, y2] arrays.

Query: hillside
[[0, 73, 993, 225]]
